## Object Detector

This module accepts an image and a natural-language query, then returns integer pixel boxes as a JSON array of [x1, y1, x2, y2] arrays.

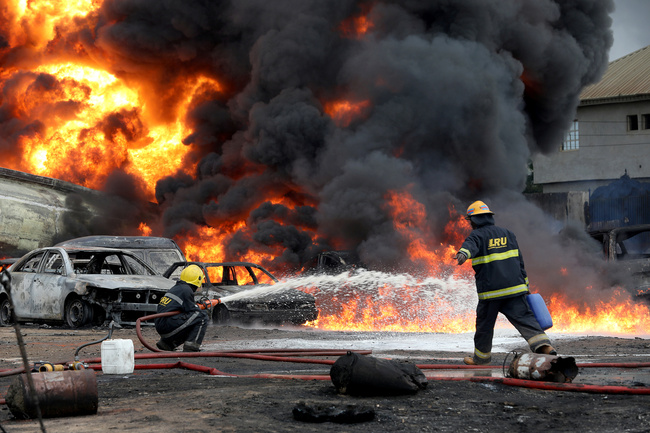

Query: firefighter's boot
[[463, 356, 489, 365], [183, 342, 201, 352], [536, 345, 557, 356], [156, 339, 175, 351]]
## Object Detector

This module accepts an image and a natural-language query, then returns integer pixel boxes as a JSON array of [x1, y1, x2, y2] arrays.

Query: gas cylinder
[[507, 352, 578, 383]]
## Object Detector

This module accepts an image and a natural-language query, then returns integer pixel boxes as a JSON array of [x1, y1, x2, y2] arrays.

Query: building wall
[[0, 169, 105, 256], [533, 99, 650, 193], [525, 191, 589, 225]]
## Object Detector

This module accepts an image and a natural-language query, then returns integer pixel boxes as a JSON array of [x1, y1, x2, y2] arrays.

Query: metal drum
[[5, 369, 98, 419]]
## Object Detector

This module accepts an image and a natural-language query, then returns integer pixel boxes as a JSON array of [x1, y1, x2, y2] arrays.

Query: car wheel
[[212, 305, 231, 325], [0, 298, 13, 326], [65, 298, 92, 328]]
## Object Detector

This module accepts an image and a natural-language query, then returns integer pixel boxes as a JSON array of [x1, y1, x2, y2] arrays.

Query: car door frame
[[30, 248, 73, 320], [8, 248, 74, 321]]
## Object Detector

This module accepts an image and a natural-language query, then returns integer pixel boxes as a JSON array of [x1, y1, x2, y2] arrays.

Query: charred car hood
[[73, 274, 175, 290]]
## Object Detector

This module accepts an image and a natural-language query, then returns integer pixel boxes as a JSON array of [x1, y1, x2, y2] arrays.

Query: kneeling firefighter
[[155, 264, 209, 352]]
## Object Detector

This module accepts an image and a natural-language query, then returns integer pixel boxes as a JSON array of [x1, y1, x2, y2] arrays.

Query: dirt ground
[[0, 323, 649, 433]]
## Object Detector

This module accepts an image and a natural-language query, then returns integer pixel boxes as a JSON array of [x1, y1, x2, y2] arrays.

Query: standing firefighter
[[455, 201, 556, 365], [155, 264, 209, 352]]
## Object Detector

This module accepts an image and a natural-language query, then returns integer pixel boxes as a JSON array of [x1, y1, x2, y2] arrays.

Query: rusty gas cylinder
[[507, 352, 578, 383], [5, 369, 98, 419]]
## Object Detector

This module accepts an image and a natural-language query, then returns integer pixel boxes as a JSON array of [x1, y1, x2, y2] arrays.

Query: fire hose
[[2, 306, 650, 398], [3, 330, 650, 396], [132, 309, 372, 365], [126, 311, 650, 394]]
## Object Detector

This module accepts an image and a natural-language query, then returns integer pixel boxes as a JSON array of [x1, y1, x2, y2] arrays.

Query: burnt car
[[589, 224, 650, 297], [163, 261, 319, 326], [1, 246, 174, 328], [56, 235, 186, 275], [300, 251, 365, 275]]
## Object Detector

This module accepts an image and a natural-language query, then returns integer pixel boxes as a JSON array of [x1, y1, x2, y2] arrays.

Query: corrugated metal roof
[[580, 45, 650, 101]]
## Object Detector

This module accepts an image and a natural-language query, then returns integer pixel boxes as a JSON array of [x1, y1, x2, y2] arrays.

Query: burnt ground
[[0, 324, 649, 433]]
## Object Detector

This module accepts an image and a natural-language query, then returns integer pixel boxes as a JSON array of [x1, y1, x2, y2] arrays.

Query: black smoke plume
[[0, 1, 616, 295]]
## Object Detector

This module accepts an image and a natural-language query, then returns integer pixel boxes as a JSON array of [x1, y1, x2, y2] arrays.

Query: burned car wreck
[[1, 246, 174, 328], [300, 251, 365, 275], [56, 235, 186, 275], [163, 261, 319, 326]]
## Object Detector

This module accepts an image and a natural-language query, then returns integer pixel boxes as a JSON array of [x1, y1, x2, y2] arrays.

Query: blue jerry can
[[527, 293, 553, 330]]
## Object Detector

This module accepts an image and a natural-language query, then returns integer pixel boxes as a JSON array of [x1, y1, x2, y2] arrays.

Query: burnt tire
[[0, 298, 13, 326], [212, 305, 231, 325], [65, 298, 92, 328]]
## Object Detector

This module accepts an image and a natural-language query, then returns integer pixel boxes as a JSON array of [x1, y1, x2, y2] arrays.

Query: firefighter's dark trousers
[[155, 310, 209, 349], [472, 294, 551, 364]]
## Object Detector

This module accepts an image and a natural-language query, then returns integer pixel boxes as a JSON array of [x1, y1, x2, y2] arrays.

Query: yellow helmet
[[180, 264, 204, 287], [466, 200, 494, 219]]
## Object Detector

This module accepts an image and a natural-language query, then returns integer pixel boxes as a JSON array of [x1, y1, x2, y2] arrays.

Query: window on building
[[561, 120, 579, 151], [642, 114, 650, 130], [628, 114, 639, 131]]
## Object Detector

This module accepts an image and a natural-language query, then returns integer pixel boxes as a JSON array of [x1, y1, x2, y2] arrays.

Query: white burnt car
[[0, 246, 174, 328], [163, 261, 319, 326]]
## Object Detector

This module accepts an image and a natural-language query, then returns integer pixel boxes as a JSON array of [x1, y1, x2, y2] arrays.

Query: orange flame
[[302, 190, 650, 335], [7, 0, 100, 50], [305, 280, 477, 333], [384, 188, 472, 278], [6, 62, 221, 199], [177, 195, 318, 271], [324, 99, 371, 127], [548, 290, 650, 334], [303, 189, 478, 332], [6, 0, 650, 338], [138, 222, 152, 237], [339, 7, 375, 38], [180, 225, 237, 263]]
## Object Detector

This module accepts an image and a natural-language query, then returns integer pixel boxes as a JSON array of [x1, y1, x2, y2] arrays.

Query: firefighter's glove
[[455, 252, 468, 266]]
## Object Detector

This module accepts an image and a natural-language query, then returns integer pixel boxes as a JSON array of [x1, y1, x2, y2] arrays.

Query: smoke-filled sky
[[0, 0, 620, 291], [152, 0, 615, 276], [610, 0, 650, 60]]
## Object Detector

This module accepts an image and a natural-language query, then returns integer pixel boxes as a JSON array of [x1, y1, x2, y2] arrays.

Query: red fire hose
[[135, 310, 178, 352], [1, 309, 650, 398], [425, 376, 650, 395], [133, 310, 370, 364], [126, 311, 650, 394]]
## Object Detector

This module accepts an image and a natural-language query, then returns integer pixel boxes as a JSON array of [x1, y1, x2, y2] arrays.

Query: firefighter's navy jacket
[[155, 281, 200, 318], [155, 280, 208, 348], [458, 214, 529, 301]]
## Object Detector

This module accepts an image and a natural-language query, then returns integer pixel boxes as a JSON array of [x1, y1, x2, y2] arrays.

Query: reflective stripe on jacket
[[459, 219, 529, 301]]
